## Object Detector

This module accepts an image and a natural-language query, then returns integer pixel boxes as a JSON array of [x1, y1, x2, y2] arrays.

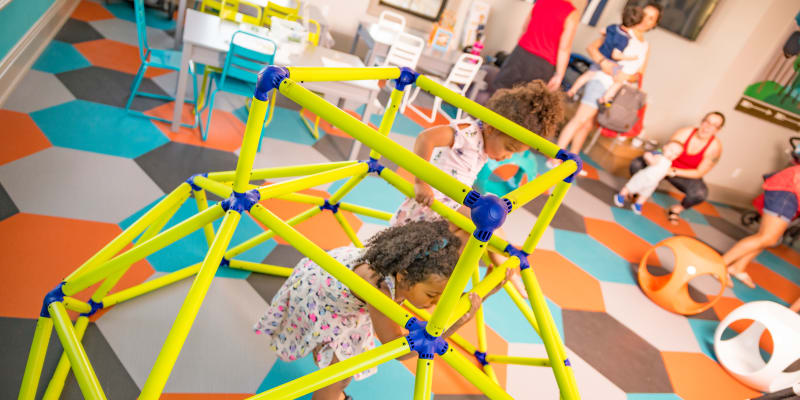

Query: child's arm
[[611, 48, 638, 61], [412, 125, 456, 206]]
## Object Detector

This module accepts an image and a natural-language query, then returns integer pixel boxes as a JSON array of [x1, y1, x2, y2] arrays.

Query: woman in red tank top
[[628, 111, 724, 224], [491, 0, 581, 93]]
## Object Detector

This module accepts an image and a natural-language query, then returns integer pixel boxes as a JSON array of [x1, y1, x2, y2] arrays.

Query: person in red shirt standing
[[491, 0, 583, 92], [628, 111, 724, 224], [726, 165, 800, 289]]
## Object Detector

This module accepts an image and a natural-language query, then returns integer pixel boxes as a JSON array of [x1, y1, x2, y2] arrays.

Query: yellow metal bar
[[413, 358, 435, 400], [415, 74, 561, 159], [379, 168, 509, 254], [369, 88, 405, 160], [278, 78, 472, 206], [522, 180, 571, 254], [18, 317, 53, 400], [42, 316, 90, 400], [248, 337, 410, 400], [333, 211, 363, 247], [502, 161, 575, 213], [287, 66, 400, 82], [64, 205, 225, 296], [63, 297, 91, 314], [208, 161, 358, 182], [440, 347, 513, 400], [299, 109, 320, 139], [258, 163, 368, 200], [484, 364, 499, 385], [140, 211, 241, 400], [233, 96, 269, 192], [503, 282, 541, 336], [337, 202, 393, 220], [224, 206, 322, 259], [473, 267, 488, 353], [486, 354, 551, 366], [275, 192, 326, 206], [520, 267, 580, 400], [402, 300, 478, 355], [64, 184, 192, 282], [193, 188, 216, 246], [426, 236, 484, 337], [249, 204, 411, 326], [328, 172, 367, 204], [49, 302, 107, 400], [444, 257, 518, 330], [193, 175, 234, 199], [228, 259, 293, 276], [102, 263, 202, 307]]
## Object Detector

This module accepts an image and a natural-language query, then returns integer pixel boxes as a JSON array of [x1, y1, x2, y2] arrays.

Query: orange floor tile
[[584, 217, 652, 263], [147, 103, 245, 152], [0, 110, 51, 165], [70, 0, 114, 22], [74, 39, 171, 78], [745, 261, 800, 305], [529, 249, 606, 312], [661, 351, 761, 400], [642, 202, 696, 237]]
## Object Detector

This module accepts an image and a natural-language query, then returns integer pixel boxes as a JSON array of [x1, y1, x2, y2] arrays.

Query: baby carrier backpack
[[597, 85, 647, 133]]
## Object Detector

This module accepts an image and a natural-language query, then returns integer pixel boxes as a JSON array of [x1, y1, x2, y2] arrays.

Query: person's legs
[[311, 353, 353, 400], [664, 177, 708, 222], [556, 103, 597, 150], [722, 212, 788, 288], [568, 117, 598, 154], [566, 70, 595, 98], [598, 81, 623, 104]]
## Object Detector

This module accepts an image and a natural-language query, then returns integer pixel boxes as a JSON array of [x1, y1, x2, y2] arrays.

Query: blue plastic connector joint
[[469, 194, 511, 242], [564, 358, 572, 367], [186, 172, 208, 191], [404, 317, 448, 359], [219, 257, 230, 268], [474, 350, 489, 366], [364, 157, 384, 175], [555, 150, 583, 183], [80, 299, 104, 317], [255, 66, 289, 101], [463, 190, 481, 208], [393, 67, 419, 92], [504, 244, 530, 270], [40, 282, 66, 318], [220, 189, 261, 214], [319, 199, 340, 213]]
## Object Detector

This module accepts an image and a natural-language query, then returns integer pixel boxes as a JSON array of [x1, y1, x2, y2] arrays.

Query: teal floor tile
[[32, 40, 90, 74], [627, 394, 683, 400], [755, 250, 800, 283], [237, 106, 321, 146], [687, 318, 719, 362], [730, 278, 789, 307], [327, 175, 406, 225], [554, 228, 638, 285], [359, 104, 423, 137], [484, 287, 563, 344], [650, 192, 708, 225], [578, 151, 602, 170], [119, 197, 277, 278], [104, 2, 176, 30], [611, 207, 673, 245], [30, 100, 168, 158]]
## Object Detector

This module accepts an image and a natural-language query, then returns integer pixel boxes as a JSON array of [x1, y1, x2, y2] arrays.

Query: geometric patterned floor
[[2, 2, 798, 399]]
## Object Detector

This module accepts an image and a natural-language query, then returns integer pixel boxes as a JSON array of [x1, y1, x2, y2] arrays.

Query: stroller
[[741, 137, 800, 246]]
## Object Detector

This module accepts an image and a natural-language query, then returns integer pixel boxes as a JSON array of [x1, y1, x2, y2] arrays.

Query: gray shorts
[[580, 78, 611, 109]]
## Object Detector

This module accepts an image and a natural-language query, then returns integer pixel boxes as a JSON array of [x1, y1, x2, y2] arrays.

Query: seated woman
[[628, 111, 724, 224], [726, 165, 800, 289]]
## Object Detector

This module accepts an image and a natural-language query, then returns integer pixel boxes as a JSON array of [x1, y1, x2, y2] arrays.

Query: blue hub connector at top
[[255, 66, 289, 101], [505, 244, 530, 270], [40, 282, 66, 318], [393, 67, 419, 92], [319, 199, 339, 213], [220, 189, 261, 214], [364, 157, 384, 175], [555, 150, 583, 183], [404, 317, 448, 359], [474, 350, 489, 366], [186, 173, 208, 191], [468, 193, 512, 242]]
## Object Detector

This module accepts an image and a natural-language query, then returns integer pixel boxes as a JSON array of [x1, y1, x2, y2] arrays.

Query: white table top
[[184, 9, 378, 91]]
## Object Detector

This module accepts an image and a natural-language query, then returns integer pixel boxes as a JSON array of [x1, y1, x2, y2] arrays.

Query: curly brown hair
[[357, 220, 462, 286], [485, 79, 565, 140]]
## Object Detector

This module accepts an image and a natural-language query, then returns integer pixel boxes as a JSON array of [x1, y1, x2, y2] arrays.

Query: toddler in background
[[614, 141, 683, 214]]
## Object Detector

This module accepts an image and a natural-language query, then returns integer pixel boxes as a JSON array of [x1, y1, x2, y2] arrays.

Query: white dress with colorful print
[[253, 246, 395, 381], [391, 118, 489, 225]]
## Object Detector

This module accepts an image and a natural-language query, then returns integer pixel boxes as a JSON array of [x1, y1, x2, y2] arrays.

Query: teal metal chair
[[126, 0, 200, 128], [203, 31, 277, 150]]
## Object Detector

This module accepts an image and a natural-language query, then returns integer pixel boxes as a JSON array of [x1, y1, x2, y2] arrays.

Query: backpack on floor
[[597, 85, 647, 133]]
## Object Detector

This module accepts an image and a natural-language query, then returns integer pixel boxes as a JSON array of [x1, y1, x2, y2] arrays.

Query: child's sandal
[[667, 209, 680, 225]]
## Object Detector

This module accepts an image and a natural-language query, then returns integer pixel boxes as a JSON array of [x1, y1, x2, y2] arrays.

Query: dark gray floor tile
[[54, 19, 104, 44], [522, 194, 586, 233], [57, 66, 168, 111], [246, 244, 303, 303], [704, 215, 750, 241], [312, 133, 355, 162], [563, 310, 674, 393], [135, 142, 238, 198], [576, 178, 619, 208], [0, 182, 19, 222]]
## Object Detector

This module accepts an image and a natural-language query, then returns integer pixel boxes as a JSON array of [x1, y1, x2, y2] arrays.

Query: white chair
[[373, 32, 425, 113], [377, 10, 406, 36], [713, 301, 800, 393], [406, 53, 483, 123]]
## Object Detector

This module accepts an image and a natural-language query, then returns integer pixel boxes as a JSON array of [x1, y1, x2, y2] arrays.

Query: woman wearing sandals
[[628, 111, 724, 224], [725, 165, 800, 289]]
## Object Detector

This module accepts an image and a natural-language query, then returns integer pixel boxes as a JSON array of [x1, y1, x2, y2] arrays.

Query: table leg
[[171, 42, 192, 132], [174, 0, 187, 50], [349, 23, 362, 55]]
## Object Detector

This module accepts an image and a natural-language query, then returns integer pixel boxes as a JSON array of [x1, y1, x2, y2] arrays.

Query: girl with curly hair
[[391, 80, 564, 297], [254, 220, 509, 400]]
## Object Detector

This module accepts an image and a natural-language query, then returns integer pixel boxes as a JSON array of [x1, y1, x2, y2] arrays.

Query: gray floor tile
[[135, 142, 239, 196], [89, 18, 174, 49], [57, 66, 168, 111], [0, 182, 19, 222], [3, 69, 75, 114], [55, 18, 104, 44]]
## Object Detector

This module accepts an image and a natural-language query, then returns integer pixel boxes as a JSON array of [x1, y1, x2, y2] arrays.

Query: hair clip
[[416, 238, 448, 259]]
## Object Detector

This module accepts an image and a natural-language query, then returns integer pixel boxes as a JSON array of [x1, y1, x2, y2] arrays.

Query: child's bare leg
[[599, 82, 623, 104], [567, 70, 595, 97], [311, 353, 353, 400]]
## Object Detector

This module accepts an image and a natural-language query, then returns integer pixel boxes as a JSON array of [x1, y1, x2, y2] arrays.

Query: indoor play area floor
[[1, 2, 798, 399]]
